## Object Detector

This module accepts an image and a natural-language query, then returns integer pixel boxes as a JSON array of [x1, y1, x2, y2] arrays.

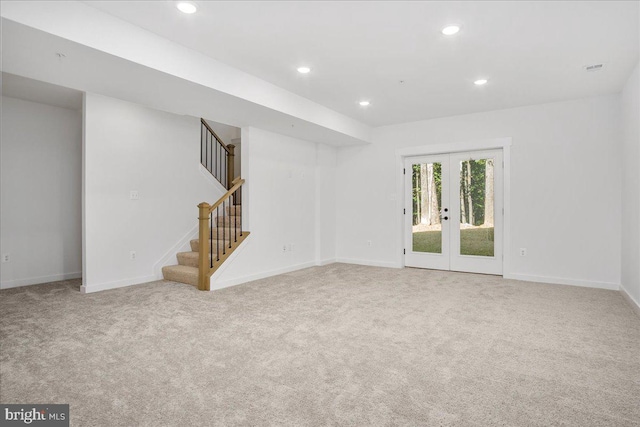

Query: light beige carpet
[[1, 264, 639, 426]]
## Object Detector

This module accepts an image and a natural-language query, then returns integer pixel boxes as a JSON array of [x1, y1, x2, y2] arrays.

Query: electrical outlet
[[290, 243, 295, 252], [366, 240, 372, 247], [129, 190, 139, 200], [2, 254, 9, 262], [130, 251, 136, 260], [519, 248, 527, 257]]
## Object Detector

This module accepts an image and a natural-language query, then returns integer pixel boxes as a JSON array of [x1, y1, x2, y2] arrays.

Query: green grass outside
[[412, 227, 494, 257]]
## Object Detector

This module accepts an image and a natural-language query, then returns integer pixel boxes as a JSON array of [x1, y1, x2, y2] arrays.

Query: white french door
[[404, 150, 503, 275]]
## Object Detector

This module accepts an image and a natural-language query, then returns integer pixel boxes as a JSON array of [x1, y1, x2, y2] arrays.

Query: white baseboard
[[1, 272, 82, 289], [504, 273, 619, 291], [316, 258, 336, 266], [152, 223, 199, 279], [211, 260, 317, 291], [199, 164, 228, 192], [80, 274, 157, 294], [335, 257, 402, 269], [619, 284, 640, 317]]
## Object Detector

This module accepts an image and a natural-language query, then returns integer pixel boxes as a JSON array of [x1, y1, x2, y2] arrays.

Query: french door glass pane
[[459, 159, 495, 257], [412, 162, 442, 253]]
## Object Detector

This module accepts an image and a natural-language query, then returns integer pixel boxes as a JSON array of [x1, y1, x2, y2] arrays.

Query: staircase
[[162, 205, 246, 287], [161, 119, 249, 290]]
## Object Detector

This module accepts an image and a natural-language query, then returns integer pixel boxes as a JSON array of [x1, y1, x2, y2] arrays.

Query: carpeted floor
[[1, 263, 639, 426]]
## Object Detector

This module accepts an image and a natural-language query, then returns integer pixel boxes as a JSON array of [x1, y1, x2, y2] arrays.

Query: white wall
[[82, 93, 224, 292], [1, 96, 82, 288], [212, 127, 337, 288], [621, 62, 640, 307], [336, 95, 622, 289]]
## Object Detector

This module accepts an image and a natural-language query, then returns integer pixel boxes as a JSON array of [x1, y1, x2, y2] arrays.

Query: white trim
[[620, 284, 640, 317], [152, 222, 199, 279], [504, 273, 619, 291], [316, 258, 336, 266], [211, 260, 317, 291], [336, 258, 402, 269], [199, 163, 228, 192], [396, 137, 512, 157], [502, 145, 512, 280], [80, 274, 157, 294], [208, 233, 254, 285], [1, 272, 82, 289]]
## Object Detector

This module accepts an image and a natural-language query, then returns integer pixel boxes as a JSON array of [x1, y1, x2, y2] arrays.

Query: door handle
[[441, 207, 449, 220]]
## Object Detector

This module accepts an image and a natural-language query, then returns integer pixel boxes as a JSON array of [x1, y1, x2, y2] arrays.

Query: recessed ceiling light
[[297, 66, 311, 74], [442, 25, 460, 36], [474, 79, 488, 86], [176, 2, 197, 14], [359, 101, 370, 106]]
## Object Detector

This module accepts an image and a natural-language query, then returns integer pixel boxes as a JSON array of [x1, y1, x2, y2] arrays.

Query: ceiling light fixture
[[359, 101, 370, 106], [176, 2, 197, 14], [474, 79, 488, 86], [297, 66, 311, 74], [442, 25, 460, 36]]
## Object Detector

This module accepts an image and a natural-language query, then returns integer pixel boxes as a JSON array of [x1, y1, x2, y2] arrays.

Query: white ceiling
[[1, 72, 83, 110], [86, 1, 639, 127]]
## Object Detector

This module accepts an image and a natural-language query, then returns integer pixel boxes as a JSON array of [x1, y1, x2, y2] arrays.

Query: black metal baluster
[[209, 212, 213, 268], [222, 200, 226, 255], [216, 206, 220, 262], [234, 190, 237, 243], [205, 127, 209, 172], [229, 195, 233, 249], [239, 187, 243, 237]]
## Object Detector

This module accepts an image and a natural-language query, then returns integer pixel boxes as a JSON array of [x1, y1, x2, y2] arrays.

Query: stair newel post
[[227, 144, 235, 200], [198, 202, 211, 291]]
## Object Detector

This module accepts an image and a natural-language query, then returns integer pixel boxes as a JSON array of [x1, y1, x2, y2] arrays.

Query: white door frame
[[395, 138, 512, 275]]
